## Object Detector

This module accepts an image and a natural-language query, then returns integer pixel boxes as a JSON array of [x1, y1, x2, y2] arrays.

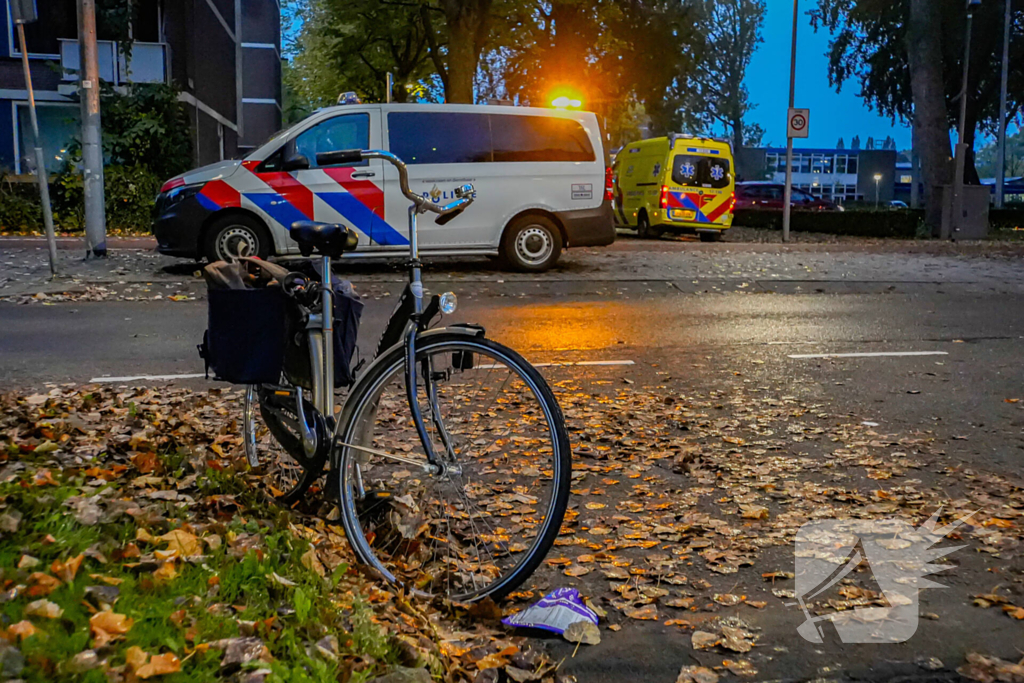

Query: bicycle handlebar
[[315, 149, 474, 216]]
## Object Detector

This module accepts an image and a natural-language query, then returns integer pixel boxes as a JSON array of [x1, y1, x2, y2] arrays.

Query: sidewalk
[[3, 236, 1024, 303]]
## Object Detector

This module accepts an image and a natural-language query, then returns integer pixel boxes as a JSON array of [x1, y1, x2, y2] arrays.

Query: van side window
[[294, 113, 370, 167], [491, 115, 595, 162], [388, 113, 492, 164]]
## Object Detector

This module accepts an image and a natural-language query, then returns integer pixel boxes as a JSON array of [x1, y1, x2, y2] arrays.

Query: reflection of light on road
[[496, 302, 624, 352]]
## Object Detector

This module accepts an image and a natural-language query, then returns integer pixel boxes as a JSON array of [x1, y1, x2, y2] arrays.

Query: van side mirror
[[282, 154, 310, 172]]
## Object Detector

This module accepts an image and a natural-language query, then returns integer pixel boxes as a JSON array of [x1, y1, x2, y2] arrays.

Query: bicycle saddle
[[288, 221, 359, 258]]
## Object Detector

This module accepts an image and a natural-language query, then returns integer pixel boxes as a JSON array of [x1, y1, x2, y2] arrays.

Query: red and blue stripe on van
[[197, 161, 409, 246]]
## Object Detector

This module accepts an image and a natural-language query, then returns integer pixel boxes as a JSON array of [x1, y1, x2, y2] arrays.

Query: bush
[[0, 177, 42, 233], [990, 208, 1024, 231], [52, 165, 161, 234], [733, 209, 921, 238]]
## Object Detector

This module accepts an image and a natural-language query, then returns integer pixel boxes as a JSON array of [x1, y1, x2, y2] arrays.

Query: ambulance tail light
[[604, 166, 614, 202], [660, 185, 669, 209], [728, 191, 736, 214]]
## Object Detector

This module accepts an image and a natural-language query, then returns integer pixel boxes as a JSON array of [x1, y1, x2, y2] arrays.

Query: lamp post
[[874, 173, 882, 209], [11, 0, 58, 277]]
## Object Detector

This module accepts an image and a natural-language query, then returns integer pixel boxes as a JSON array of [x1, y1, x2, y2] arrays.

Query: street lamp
[[874, 173, 883, 209]]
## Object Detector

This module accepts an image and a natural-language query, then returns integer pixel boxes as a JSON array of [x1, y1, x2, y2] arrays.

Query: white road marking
[[89, 360, 639, 382], [476, 360, 636, 370], [787, 351, 949, 360], [89, 373, 206, 383]]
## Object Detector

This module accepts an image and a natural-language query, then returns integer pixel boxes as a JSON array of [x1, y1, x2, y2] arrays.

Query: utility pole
[[782, 0, 799, 243], [995, 0, 1010, 209], [11, 0, 58, 276], [948, 0, 980, 239], [78, 0, 106, 258]]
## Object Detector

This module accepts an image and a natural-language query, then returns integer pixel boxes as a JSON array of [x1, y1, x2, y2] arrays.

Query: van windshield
[[671, 155, 731, 189]]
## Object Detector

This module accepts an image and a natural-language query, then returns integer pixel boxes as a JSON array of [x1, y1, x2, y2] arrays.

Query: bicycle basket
[[200, 286, 288, 384], [282, 280, 364, 389]]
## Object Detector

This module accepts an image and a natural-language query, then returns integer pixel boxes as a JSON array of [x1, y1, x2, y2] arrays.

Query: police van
[[153, 103, 615, 272], [613, 135, 735, 241]]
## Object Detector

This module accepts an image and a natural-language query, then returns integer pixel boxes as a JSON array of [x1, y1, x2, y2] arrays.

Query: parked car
[[887, 200, 909, 210], [613, 134, 735, 241], [735, 182, 842, 212], [153, 103, 615, 272]]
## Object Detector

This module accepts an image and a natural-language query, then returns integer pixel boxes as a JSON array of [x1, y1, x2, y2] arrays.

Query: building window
[[899, 174, 913, 184], [847, 156, 858, 174], [15, 103, 80, 174]]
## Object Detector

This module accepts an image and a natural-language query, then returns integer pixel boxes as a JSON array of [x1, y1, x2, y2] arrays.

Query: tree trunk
[[441, 0, 492, 103], [906, 0, 952, 232]]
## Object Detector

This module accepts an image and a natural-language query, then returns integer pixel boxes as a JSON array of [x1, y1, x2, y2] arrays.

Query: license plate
[[672, 209, 696, 221]]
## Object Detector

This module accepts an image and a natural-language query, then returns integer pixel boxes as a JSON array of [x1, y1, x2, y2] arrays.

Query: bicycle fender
[[357, 326, 484, 387]]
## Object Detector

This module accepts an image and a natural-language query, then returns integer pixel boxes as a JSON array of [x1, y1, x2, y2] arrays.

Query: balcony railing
[[58, 39, 168, 85]]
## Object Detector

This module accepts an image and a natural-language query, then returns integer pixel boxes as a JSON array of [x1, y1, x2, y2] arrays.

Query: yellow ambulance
[[613, 134, 735, 241]]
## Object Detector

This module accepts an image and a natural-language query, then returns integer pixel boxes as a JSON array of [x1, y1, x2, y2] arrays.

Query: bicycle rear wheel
[[243, 385, 327, 505], [334, 333, 571, 602]]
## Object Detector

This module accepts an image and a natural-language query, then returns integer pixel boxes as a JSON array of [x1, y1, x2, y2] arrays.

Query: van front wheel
[[501, 215, 563, 272]]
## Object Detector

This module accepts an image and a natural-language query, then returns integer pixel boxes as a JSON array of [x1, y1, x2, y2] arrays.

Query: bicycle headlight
[[439, 292, 458, 315]]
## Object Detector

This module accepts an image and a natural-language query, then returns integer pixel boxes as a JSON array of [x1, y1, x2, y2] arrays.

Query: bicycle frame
[[294, 149, 474, 477]]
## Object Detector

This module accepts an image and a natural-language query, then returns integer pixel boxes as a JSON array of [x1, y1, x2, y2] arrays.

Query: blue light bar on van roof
[[687, 148, 720, 154]]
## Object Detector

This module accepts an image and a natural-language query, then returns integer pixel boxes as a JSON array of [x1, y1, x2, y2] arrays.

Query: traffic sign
[[788, 108, 810, 139], [10, 0, 38, 24]]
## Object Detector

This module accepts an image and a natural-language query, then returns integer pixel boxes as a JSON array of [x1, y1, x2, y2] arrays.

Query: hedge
[[732, 209, 921, 238], [990, 208, 1024, 231], [0, 165, 161, 234]]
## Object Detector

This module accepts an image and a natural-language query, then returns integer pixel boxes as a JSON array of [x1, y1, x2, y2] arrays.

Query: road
[[2, 236, 1023, 681]]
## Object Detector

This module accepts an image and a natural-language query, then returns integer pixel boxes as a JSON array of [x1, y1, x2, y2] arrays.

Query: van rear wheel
[[699, 231, 722, 243], [636, 212, 661, 239], [500, 215, 563, 272]]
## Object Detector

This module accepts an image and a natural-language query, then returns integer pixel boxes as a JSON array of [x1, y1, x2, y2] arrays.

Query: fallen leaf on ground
[[7, 621, 37, 641], [624, 604, 658, 620], [90, 611, 133, 646], [562, 621, 601, 645], [51, 554, 84, 582], [676, 665, 719, 683], [24, 599, 63, 619], [136, 652, 181, 678], [713, 593, 742, 606], [723, 659, 758, 677], [159, 529, 201, 557], [691, 631, 718, 650]]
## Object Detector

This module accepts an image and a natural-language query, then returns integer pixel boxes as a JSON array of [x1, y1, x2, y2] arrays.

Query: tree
[[500, 0, 701, 143], [285, 0, 436, 107], [812, 0, 1024, 227], [423, 0, 494, 103], [677, 0, 766, 151], [837, 137, 845, 148], [976, 128, 1024, 179]]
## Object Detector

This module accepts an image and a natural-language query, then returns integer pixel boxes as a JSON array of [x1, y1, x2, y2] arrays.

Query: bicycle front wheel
[[334, 333, 571, 602]]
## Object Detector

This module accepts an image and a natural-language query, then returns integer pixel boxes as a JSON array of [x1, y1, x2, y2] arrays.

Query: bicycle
[[242, 149, 571, 602]]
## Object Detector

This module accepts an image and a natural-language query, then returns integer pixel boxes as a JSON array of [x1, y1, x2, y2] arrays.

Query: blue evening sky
[[744, 0, 912, 150]]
